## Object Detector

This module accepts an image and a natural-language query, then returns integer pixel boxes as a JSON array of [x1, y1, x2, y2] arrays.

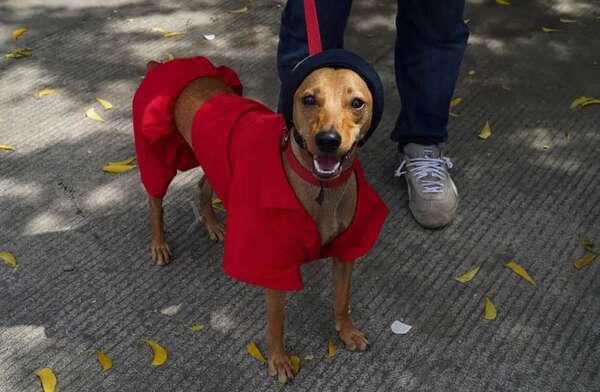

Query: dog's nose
[[315, 131, 341, 153]]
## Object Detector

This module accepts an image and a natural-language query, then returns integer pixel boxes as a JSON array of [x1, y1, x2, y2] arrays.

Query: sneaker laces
[[395, 154, 453, 194]]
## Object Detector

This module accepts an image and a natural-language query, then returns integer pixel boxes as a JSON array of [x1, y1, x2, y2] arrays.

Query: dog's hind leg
[[198, 176, 225, 241]]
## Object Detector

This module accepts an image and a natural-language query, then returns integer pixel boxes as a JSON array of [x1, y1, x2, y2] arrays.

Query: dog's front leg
[[148, 195, 172, 265], [332, 258, 368, 351], [265, 288, 294, 383]]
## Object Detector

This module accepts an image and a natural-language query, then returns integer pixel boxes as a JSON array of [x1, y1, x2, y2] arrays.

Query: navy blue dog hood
[[281, 48, 384, 146]]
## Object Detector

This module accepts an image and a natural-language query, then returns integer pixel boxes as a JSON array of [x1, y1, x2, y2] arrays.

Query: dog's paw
[[205, 220, 225, 242], [267, 351, 294, 384], [336, 324, 369, 352], [151, 240, 172, 265]]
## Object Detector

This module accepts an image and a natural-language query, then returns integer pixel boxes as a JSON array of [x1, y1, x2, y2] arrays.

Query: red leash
[[303, 0, 323, 55]]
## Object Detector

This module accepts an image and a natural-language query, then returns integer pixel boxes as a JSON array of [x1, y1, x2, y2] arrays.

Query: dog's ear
[[146, 61, 160, 71]]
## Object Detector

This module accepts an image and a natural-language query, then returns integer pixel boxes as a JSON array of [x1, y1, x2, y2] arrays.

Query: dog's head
[[292, 67, 373, 179]]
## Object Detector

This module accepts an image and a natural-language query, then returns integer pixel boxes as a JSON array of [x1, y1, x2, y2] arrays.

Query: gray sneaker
[[396, 143, 458, 228]]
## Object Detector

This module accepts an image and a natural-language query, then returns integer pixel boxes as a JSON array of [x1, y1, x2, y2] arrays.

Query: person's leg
[[277, 0, 353, 112], [391, 0, 469, 147], [392, 0, 468, 228]]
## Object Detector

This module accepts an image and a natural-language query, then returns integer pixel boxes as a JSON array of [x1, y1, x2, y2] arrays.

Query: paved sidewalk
[[1, 1, 600, 391]]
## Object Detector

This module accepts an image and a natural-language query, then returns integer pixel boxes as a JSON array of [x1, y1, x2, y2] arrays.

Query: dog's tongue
[[314, 155, 341, 175]]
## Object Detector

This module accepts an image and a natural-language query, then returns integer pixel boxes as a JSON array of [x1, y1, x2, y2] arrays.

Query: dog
[[133, 56, 388, 383]]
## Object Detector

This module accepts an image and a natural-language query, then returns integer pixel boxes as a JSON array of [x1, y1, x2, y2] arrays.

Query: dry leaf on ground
[[97, 350, 112, 372], [12, 27, 28, 42], [483, 297, 497, 320], [571, 96, 600, 109], [163, 31, 185, 38], [37, 88, 63, 97], [504, 261, 536, 285], [455, 266, 480, 284], [573, 254, 597, 270], [142, 339, 168, 366], [35, 368, 57, 392], [479, 121, 492, 140], [559, 18, 577, 23], [85, 107, 105, 123], [0, 251, 17, 269], [151, 27, 166, 33], [102, 163, 136, 173], [290, 355, 300, 375], [229, 6, 248, 13], [96, 98, 113, 110], [5, 47, 32, 59], [496, 0, 510, 5], [327, 340, 336, 358], [542, 26, 562, 33], [450, 97, 463, 108], [579, 238, 595, 253], [246, 342, 266, 363], [0, 144, 15, 152], [186, 324, 204, 332]]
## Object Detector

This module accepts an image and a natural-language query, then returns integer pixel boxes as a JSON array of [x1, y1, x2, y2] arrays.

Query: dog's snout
[[315, 131, 341, 153]]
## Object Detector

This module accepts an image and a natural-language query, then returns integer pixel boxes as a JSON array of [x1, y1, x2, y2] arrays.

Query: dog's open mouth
[[313, 155, 342, 179]]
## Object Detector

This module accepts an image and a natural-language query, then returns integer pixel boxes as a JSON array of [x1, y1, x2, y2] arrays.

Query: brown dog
[[142, 60, 377, 383]]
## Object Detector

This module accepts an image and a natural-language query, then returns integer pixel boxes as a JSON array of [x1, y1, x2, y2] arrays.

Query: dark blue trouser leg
[[391, 0, 469, 148], [276, 0, 353, 112]]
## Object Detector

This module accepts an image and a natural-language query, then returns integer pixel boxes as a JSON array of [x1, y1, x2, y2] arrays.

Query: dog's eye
[[351, 98, 365, 109], [302, 95, 316, 106]]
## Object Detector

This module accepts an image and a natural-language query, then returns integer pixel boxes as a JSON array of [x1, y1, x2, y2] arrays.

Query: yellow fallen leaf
[[151, 27, 166, 33], [455, 266, 480, 284], [142, 339, 168, 366], [483, 297, 496, 320], [542, 26, 562, 33], [579, 238, 595, 253], [573, 254, 596, 270], [85, 107, 105, 123], [96, 98, 113, 110], [450, 97, 463, 108], [0, 251, 17, 269], [166, 53, 175, 61], [449, 112, 460, 118], [163, 31, 185, 38], [102, 163, 136, 173], [186, 324, 204, 332], [327, 340, 336, 358], [37, 88, 63, 97], [96, 350, 112, 372], [290, 355, 300, 375], [228, 6, 248, 13], [496, 0, 510, 5], [479, 121, 492, 140], [559, 277, 568, 283], [35, 368, 57, 392], [5, 47, 32, 59], [108, 156, 136, 166], [504, 260, 536, 285], [559, 18, 577, 23], [246, 342, 266, 363], [12, 27, 28, 42], [468, 70, 476, 76], [571, 96, 600, 109], [0, 144, 15, 152]]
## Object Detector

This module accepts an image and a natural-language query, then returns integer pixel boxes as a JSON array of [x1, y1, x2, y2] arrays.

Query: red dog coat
[[133, 57, 388, 291]]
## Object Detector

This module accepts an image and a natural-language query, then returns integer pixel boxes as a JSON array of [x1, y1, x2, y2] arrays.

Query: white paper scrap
[[203, 34, 216, 41], [391, 320, 412, 335]]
